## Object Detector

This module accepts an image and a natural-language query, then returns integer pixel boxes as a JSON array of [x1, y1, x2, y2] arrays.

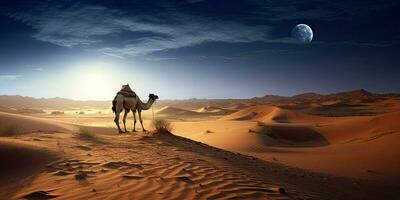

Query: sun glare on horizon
[[70, 62, 120, 101]]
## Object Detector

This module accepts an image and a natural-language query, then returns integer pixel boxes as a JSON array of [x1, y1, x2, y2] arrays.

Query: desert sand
[[174, 105, 400, 180], [1, 90, 400, 199], [0, 112, 300, 200]]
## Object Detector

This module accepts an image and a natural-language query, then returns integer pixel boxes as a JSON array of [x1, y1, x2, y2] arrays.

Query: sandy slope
[[0, 139, 59, 199], [175, 106, 400, 180], [0, 111, 77, 135]]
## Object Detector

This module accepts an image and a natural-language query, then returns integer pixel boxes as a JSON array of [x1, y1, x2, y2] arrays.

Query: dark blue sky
[[1, 0, 399, 100]]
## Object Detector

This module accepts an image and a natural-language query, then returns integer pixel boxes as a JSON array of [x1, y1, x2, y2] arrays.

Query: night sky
[[1, 0, 400, 100]]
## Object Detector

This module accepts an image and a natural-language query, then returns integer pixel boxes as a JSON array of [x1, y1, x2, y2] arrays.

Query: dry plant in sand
[[152, 118, 173, 133], [75, 127, 107, 144], [0, 124, 18, 136]]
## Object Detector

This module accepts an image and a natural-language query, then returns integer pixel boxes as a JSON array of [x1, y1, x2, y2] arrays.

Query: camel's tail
[[112, 95, 117, 113]]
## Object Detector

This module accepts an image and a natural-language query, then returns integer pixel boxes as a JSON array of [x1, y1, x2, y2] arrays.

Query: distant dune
[[225, 103, 249, 110], [221, 105, 323, 123], [196, 106, 222, 113], [2, 89, 400, 117], [0, 95, 109, 109], [0, 106, 45, 114], [0, 112, 76, 135], [157, 106, 202, 116], [195, 106, 235, 115], [221, 105, 276, 121], [253, 89, 384, 102]]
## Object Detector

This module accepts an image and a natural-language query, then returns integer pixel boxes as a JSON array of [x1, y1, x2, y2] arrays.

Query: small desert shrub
[[76, 127, 109, 144], [76, 127, 95, 140], [79, 111, 85, 115], [0, 124, 19, 136], [51, 111, 64, 115], [152, 118, 173, 133], [205, 130, 213, 133]]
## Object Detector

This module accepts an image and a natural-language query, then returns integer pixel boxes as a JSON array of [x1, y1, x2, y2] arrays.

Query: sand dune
[[315, 111, 400, 144], [251, 123, 329, 146], [195, 106, 234, 115], [158, 106, 233, 116], [222, 105, 324, 123], [0, 106, 45, 114], [175, 107, 400, 180], [0, 111, 77, 135], [224, 103, 249, 110], [221, 105, 276, 121], [157, 106, 202, 116], [196, 106, 222, 112], [4, 130, 300, 200]]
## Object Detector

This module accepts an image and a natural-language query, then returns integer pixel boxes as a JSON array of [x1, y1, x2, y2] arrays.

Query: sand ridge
[[157, 106, 202, 116], [221, 105, 325, 123], [2, 132, 296, 200]]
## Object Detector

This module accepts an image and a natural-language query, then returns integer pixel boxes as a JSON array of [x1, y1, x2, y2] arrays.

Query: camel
[[112, 84, 158, 133]]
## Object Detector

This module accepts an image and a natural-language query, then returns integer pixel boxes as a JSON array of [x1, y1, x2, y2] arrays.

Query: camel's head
[[149, 93, 159, 101]]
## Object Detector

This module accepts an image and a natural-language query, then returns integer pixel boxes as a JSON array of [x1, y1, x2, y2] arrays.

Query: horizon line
[[1, 88, 399, 102]]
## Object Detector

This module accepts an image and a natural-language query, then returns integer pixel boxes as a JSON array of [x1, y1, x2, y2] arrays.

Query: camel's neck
[[138, 98, 155, 110]]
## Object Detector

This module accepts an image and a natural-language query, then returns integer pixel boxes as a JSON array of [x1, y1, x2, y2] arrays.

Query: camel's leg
[[132, 110, 137, 132], [138, 110, 146, 132], [114, 110, 123, 133], [122, 109, 129, 133], [113, 96, 124, 133]]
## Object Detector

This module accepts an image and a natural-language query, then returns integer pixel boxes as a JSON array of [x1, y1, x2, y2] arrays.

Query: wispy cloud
[[144, 57, 177, 62], [0, 75, 22, 80], [101, 52, 124, 59], [8, 2, 270, 57], [32, 67, 43, 71]]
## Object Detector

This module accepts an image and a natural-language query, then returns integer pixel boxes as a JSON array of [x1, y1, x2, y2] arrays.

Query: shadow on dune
[[252, 124, 330, 147], [0, 142, 59, 199]]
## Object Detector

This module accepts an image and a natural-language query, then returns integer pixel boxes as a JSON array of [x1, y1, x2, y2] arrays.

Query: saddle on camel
[[112, 84, 137, 113], [117, 84, 136, 98]]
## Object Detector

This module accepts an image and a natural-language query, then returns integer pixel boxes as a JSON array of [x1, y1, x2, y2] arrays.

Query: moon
[[291, 24, 313, 43]]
